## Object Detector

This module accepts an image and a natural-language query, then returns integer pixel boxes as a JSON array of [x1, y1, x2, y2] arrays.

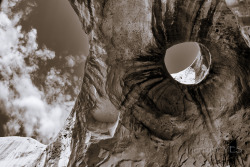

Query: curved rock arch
[[0, 0, 249, 166]]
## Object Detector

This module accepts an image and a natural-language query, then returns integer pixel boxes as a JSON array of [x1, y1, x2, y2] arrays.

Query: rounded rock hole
[[164, 42, 211, 85]]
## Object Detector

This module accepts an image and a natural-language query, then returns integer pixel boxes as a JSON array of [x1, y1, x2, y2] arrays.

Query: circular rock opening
[[164, 42, 211, 85]]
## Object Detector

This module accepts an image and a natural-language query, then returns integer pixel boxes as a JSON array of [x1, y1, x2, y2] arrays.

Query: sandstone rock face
[[0, 0, 250, 166], [0, 137, 46, 166]]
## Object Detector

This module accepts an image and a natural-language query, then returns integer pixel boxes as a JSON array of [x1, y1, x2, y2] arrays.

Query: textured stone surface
[[0, 0, 250, 166], [0, 137, 46, 166]]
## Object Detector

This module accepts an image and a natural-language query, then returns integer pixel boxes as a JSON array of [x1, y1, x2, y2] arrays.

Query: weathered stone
[[0, 0, 250, 166]]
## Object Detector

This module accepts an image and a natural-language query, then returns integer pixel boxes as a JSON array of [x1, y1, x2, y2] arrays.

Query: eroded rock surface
[[0, 0, 250, 166], [0, 137, 46, 166]]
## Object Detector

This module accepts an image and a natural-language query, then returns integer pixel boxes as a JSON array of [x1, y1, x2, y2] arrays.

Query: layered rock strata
[[0, 0, 250, 166]]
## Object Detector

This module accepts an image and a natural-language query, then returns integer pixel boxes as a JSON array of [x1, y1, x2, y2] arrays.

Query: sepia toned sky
[[21, 0, 89, 56], [21, 0, 89, 81], [0, 0, 89, 143], [165, 42, 199, 74]]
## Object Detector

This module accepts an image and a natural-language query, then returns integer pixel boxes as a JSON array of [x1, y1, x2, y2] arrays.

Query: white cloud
[[1, 0, 20, 15], [35, 47, 56, 61], [0, 0, 76, 144], [0, 82, 9, 102], [66, 55, 76, 67]]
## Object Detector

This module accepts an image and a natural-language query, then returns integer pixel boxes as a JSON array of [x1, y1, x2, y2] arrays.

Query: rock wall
[[0, 0, 250, 166]]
